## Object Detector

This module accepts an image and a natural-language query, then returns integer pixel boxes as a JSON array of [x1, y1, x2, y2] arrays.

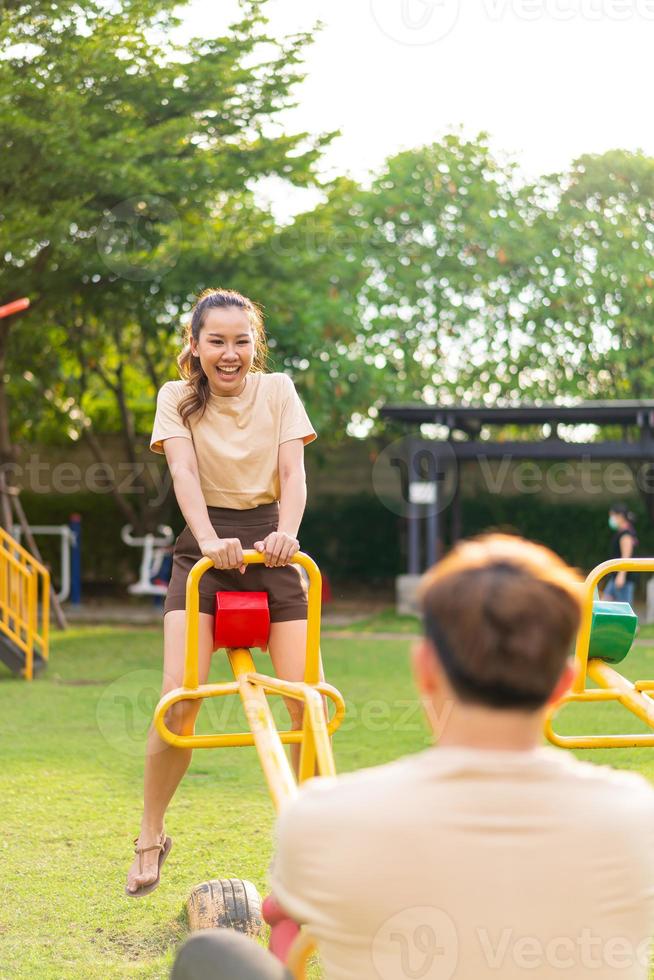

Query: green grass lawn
[[326, 606, 654, 643], [0, 626, 431, 979], [324, 607, 421, 634], [2, 625, 654, 978]]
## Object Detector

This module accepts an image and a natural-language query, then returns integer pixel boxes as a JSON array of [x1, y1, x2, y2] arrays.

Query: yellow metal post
[[228, 648, 297, 810]]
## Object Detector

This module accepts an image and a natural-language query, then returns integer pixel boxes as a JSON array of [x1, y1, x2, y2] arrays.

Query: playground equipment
[[0, 296, 61, 651], [153, 550, 345, 978], [12, 517, 81, 603], [546, 558, 654, 748], [0, 297, 29, 318], [0, 525, 50, 680], [121, 524, 174, 596]]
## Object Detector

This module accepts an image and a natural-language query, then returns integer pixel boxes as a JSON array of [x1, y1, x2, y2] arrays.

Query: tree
[[239, 134, 532, 441], [1, 0, 330, 527], [241, 177, 378, 440], [513, 150, 654, 400], [357, 134, 529, 407], [515, 151, 654, 515]]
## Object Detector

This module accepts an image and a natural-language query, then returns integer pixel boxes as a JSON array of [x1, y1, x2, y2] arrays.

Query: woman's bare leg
[[126, 610, 215, 893], [267, 618, 325, 776]]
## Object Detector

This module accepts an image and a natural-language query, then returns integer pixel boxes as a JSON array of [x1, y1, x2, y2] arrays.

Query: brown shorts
[[164, 502, 308, 623]]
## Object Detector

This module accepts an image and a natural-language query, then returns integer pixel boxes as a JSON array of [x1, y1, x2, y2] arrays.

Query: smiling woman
[[125, 287, 318, 898]]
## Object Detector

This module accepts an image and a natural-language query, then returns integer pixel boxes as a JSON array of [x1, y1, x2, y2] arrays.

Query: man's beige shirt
[[271, 746, 654, 980], [150, 373, 316, 509]]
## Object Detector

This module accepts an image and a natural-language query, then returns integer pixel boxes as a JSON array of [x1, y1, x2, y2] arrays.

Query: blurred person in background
[[602, 502, 638, 604]]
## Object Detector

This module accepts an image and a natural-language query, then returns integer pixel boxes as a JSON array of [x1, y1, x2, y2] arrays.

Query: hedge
[[16, 490, 653, 594], [460, 494, 654, 575]]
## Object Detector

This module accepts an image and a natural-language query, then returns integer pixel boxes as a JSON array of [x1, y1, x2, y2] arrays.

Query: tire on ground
[[187, 878, 263, 936]]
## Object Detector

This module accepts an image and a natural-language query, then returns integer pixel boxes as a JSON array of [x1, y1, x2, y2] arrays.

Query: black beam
[[381, 402, 654, 428], [444, 440, 654, 461]]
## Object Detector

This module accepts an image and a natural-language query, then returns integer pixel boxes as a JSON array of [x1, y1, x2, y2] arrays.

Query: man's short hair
[[419, 534, 583, 710]]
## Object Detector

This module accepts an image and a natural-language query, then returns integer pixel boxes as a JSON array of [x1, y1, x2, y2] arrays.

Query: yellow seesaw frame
[[545, 558, 654, 749], [153, 550, 344, 977]]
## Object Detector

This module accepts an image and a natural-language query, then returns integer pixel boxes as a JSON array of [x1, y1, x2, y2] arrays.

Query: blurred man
[[173, 534, 654, 980]]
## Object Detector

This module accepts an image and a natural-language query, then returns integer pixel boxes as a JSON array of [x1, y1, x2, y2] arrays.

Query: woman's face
[[191, 307, 255, 396]]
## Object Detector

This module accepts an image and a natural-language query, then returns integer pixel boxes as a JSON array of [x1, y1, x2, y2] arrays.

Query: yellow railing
[[0, 526, 50, 680], [545, 558, 654, 748]]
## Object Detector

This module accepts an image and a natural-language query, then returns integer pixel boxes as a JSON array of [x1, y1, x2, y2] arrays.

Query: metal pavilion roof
[[380, 401, 654, 459], [381, 400, 654, 429]]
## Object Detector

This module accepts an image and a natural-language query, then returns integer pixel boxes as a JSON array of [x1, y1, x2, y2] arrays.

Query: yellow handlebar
[[182, 550, 323, 689]]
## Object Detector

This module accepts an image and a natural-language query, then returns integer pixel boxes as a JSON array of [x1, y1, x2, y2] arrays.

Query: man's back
[[271, 747, 654, 980]]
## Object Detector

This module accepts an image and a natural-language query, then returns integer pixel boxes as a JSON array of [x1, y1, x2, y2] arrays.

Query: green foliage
[[0, 0, 333, 528], [5, 6, 654, 533], [245, 134, 654, 438], [248, 134, 531, 436], [260, 138, 654, 428], [517, 150, 654, 400], [356, 134, 529, 404], [244, 177, 377, 439], [1, 15, 315, 376], [301, 493, 403, 583]]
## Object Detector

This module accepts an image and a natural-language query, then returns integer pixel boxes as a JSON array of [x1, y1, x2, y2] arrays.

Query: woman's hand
[[254, 531, 299, 567], [199, 535, 246, 574]]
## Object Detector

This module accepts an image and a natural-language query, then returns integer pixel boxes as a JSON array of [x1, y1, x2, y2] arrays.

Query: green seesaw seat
[[588, 601, 638, 664]]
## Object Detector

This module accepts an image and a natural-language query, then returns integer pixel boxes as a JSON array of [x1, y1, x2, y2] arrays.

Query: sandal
[[125, 831, 173, 898]]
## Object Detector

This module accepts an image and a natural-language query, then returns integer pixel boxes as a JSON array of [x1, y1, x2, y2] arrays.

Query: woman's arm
[[277, 439, 307, 538], [164, 437, 244, 571], [255, 439, 306, 567], [164, 438, 215, 543]]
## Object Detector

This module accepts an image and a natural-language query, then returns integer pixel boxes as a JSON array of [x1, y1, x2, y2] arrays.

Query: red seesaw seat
[[214, 592, 271, 651], [262, 896, 301, 963]]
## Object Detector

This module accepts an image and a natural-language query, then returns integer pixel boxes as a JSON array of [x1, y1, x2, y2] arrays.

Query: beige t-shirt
[[271, 747, 654, 980], [150, 373, 316, 508]]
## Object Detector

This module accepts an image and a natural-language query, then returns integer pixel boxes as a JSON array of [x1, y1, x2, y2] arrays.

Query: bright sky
[[182, 0, 654, 208]]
